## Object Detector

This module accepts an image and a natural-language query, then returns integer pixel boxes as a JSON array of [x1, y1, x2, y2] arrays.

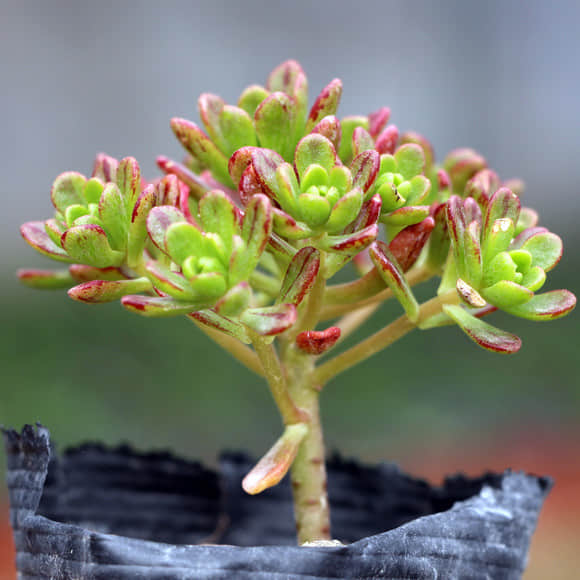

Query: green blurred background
[[1, 1, 579, 577]]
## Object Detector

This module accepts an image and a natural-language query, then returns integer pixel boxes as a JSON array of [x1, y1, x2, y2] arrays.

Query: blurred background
[[1, 0, 578, 577]]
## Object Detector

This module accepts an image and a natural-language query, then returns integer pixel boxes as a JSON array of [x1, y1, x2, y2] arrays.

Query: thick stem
[[285, 348, 331, 543]]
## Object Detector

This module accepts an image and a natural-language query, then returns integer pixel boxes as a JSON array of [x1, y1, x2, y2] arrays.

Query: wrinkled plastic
[[3, 425, 550, 579]]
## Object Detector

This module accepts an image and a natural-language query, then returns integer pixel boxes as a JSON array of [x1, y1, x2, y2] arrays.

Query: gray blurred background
[[1, 1, 579, 576]]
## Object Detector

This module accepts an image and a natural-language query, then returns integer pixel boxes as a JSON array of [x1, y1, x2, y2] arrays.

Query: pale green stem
[[335, 302, 381, 342], [314, 289, 459, 385], [250, 270, 281, 296]]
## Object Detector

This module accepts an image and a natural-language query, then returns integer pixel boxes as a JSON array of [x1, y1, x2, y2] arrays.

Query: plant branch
[[313, 289, 459, 386], [251, 335, 308, 425]]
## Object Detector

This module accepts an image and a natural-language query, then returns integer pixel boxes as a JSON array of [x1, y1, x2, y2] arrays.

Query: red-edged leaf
[[503, 289, 576, 321], [483, 187, 521, 245], [20, 221, 72, 262], [426, 202, 450, 271], [156, 155, 211, 199], [254, 92, 295, 161], [296, 327, 341, 355], [369, 241, 419, 321], [69, 264, 126, 282], [241, 303, 297, 335], [128, 185, 156, 266], [305, 78, 342, 132], [122, 295, 207, 317], [267, 233, 296, 263], [68, 277, 152, 303], [510, 226, 549, 250], [311, 115, 341, 151], [521, 231, 563, 272], [50, 172, 86, 213], [278, 247, 320, 305], [295, 134, 337, 180], [242, 424, 308, 495], [146, 261, 197, 300], [399, 131, 435, 169], [117, 156, 141, 210], [445, 195, 467, 277], [92, 153, 118, 183], [146, 206, 187, 252], [347, 194, 382, 233], [239, 164, 265, 205], [272, 208, 311, 239], [350, 150, 379, 193], [443, 148, 487, 193], [321, 224, 378, 255], [368, 107, 390, 139], [352, 127, 374, 157], [388, 216, 435, 272], [198, 92, 225, 146], [375, 125, 399, 155], [465, 169, 500, 206], [189, 309, 251, 343], [214, 282, 251, 317], [443, 304, 521, 354], [242, 194, 273, 256], [251, 148, 285, 196], [61, 224, 123, 268], [17, 268, 73, 289], [155, 174, 181, 207], [228, 146, 263, 186]]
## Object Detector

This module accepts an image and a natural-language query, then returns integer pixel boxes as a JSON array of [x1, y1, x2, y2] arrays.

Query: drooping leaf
[[68, 277, 152, 303], [122, 295, 207, 317], [18, 268, 74, 289], [242, 424, 308, 495], [295, 327, 341, 355], [443, 304, 521, 353], [20, 221, 72, 262], [278, 247, 320, 305], [503, 289, 576, 321], [369, 241, 419, 321], [241, 303, 297, 335]]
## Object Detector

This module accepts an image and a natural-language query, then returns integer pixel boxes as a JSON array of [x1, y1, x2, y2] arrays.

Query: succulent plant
[[18, 59, 575, 545]]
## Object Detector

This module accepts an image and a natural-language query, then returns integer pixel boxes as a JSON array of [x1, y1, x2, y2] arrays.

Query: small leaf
[[388, 217, 435, 272], [155, 174, 182, 207], [190, 309, 251, 343], [311, 115, 341, 150], [456, 278, 486, 308], [274, 163, 300, 214], [521, 231, 563, 272], [170, 118, 232, 186], [278, 247, 320, 305], [516, 207, 539, 235], [482, 280, 533, 309], [20, 221, 72, 262], [128, 185, 156, 267], [368, 107, 391, 139], [482, 187, 521, 247], [296, 327, 341, 355], [405, 175, 431, 205], [443, 148, 487, 194], [98, 183, 128, 251], [272, 208, 312, 239], [305, 78, 342, 132], [463, 220, 482, 288], [254, 92, 295, 160], [350, 150, 380, 193], [92, 153, 118, 183], [214, 282, 251, 316], [375, 125, 399, 155], [503, 289, 576, 321], [242, 424, 308, 495], [399, 132, 434, 169], [122, 295, 207, 317], [347, 194, 382, 232], [445, 195, 467, 278], [238, 84, 270, 117], [68, 277, 152, 303], [326, 188, 364, 233], [116, 156, 142, 214], [510, 226, 549, 250], [425, 203, 450, 271], [321, 224, 378, 255], [242, 193, 272, 258], [369, 241, 419, 321], [250, 148, 284, 196], [198, 92, 226, 148], [338, 115, 368, 163], [146, 206, 187, 252], [465, 169, 500, 206], [352, 127, 374, 157], [443, 304, 521, 353], [50, 172, 86, 213], [199, 190, 236, 255], [482, 251, 518, 287], [146, 261, 197, 300], [394, 144, 425, 180], [61, 225, 123, 268], [69, 264, 126, 282], [295, 134, 337, 181], [18, 268, 74, 289], [220, 105, 257, 156], [157, 155, 211, 199], [481, 218, 515, 264], [241, 303, 297, 335], [189, 272, 228, 299]]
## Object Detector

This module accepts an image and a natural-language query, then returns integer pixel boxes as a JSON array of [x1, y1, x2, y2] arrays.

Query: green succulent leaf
[[482, 280, 534, 309], [351, 150, 379, 194], [122, 295, 208, 317], [18, 268, 74, 289], [98, 183, 128, 251], [68, 277, 152, 303], [61, 225, 123, 268], [326, 187, 363, 233], [305, 78, 342, 132], [255, 92, 295, 161], [241, 303, 297, 336], [394, 144, 425, 180], [238, 85, 270, 117], [50, 172, 87, 213], [190, 309, 251, 343], [199, 190, 237, 255], [147, 206, 188, 253], [503, 289, 576, 321], [116, 157, 141, 214], [146, 261, 198, 300], [520, 231, 563, 272], [295, 134, 337, 181], [338, 115, 368, 163], [128, 185, 156, 268], [278, 247, 320, 306], [214, 282, 251, 316], [443, 304, 521, 353]]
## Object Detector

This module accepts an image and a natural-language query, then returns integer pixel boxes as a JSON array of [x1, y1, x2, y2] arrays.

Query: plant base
[[3, 425, 550, 579]]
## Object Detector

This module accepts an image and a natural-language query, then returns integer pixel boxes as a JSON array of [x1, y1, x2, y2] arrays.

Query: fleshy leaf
[[388, 217, 435, 272], [425, 203, 450, 271], [250, 148, 284, 197], [98, 183, 128, 251], [242, 194, 272, 257], [295, 327, 341, 355], [311, 115, 341, 150], [254, 92, 295, 161], [443, 304, 521, 353], [326, 188, 363, 233], [241, 303, 297, 335], [394, 144, 425, 180], [128, 185, 156, 267], [61, 225, 123, 268], [463, 220, 482, 288], [68, 277, 152, 303], [482, 188, 520, 248], [368, 107, 390, 139], [382, 205, 430, 227], [375, 125, 399, 155], [122, 295, 207, 317], [157, 155, 211, 200], [306, 78, 342, 132], [20, 221, 72, 262], [481, 218, 515, 264], [199, 190, 236, 255], [465, 169, 500, 206], [189, 309, 251, 343], [50, 172, 86, 213], [443, 148, 487, 194], [274, 163, 300, 213], [295, 134, 337, 181], [69, 264, 126, 282], [146, 261, 197, 300], [369, 241, 419, 321], [352, 127, 374, 157], [350, 150, 379, 193], [18, 268, 74, 289], [242, 424, 308, 495], [147, 206, 187, 252], [482, 280, 533, 309], [238, 84, 270, 117], [456, 278, 486, 308], [521, 231, 563, 272], [92, 153, 118, 183], [321, 224, 378, 255], [272, 208, 312, 239], [164, 222, 203, 265], [116, 157, 141, 212], [214, 282, 251, 317], [278, 247, 320, 305], [399, 132, 434, 169], [503, 290, 576, 321], [338, 116, 368, 163]]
